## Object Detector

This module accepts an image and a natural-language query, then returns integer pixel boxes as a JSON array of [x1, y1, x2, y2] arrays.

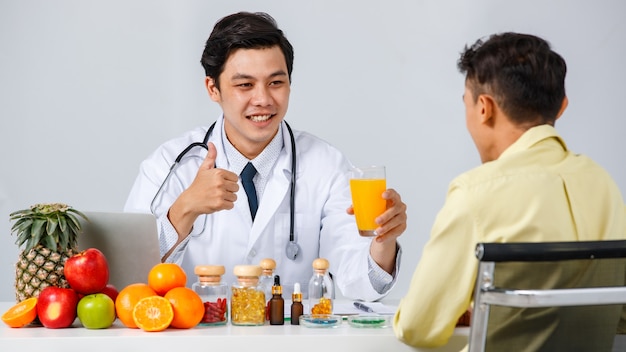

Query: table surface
[[0, 301, 469, 352]]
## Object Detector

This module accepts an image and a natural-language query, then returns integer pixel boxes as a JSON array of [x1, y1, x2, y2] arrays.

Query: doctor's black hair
[[457, 32, 567, 126], [200, 12, 294, 90]]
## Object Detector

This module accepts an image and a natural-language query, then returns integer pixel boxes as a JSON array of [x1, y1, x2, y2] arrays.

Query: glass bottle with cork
[[230, 265, 266, 326], [307, 258, 335, 315], [192, 265, 228, 325]]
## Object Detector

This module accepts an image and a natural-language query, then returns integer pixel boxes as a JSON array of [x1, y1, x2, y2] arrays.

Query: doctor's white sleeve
[[368, 245, 402, 294]]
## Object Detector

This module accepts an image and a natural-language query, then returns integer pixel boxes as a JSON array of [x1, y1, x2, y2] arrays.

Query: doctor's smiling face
[[206, 45, 291, 160]]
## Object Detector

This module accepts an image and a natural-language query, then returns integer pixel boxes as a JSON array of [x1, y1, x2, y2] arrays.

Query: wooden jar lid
[[233, 265, 262, 277], [312, 258, 329, 270], [194, 265, 225, 276]]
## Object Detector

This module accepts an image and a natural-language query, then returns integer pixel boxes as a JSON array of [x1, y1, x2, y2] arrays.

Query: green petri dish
[[347, 315, 391, 328]]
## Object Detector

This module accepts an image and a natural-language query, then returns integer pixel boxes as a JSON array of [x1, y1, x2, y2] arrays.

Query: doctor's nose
[[251, 86, 274, 106]]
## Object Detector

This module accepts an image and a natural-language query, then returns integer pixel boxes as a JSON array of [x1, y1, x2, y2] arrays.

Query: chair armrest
[[481, 286, 626, 308], [476, 240, 626, 262]]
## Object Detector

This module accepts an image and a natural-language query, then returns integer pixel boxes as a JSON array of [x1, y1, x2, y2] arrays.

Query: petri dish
[[299, 314, 341, 328], [347, 315, 391, 328]]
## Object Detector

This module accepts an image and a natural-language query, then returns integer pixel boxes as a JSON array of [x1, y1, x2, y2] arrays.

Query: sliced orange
[[132, 296, 173, 332], [115, 283, 157, 328], [2, 297, 38, 328]]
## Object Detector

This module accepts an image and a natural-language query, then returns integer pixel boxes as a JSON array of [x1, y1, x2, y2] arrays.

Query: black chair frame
[[469, 240, 626, 351]]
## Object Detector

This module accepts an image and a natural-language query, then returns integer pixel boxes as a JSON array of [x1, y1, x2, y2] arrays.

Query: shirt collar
[[222, 123, 284, 177], [499, 124, 568, 160]]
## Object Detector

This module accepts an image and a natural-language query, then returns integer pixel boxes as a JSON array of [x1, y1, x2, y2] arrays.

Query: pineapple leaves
[[9, 203, 88, 252], [67, 208, 88, 222], [58, 213, 67, 233], [66, 214, 81, 243], [30, 219, 46, 242], [24, 218, 53, 251], [11, 218, 33, 236], [46, 216, 59, 238], [15, 223, 33, 247], [11, 218, 33, 247], [42, 234, 58, 251]]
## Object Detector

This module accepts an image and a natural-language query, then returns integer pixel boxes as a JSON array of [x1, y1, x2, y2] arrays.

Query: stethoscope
[[150, 120, 301, 261]]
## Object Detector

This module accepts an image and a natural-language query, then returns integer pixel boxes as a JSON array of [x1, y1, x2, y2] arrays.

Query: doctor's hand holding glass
[[124, 11, 407, 302]]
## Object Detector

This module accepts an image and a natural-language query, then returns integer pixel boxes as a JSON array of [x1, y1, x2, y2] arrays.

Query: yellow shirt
[[393, 125, 626, 349]]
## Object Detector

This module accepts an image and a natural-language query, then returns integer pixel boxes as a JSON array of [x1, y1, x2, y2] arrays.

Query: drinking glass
[[349, 166, 386, 237]]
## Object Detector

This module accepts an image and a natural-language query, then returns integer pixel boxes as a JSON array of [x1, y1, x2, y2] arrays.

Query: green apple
[[77, 293, 116, 329]]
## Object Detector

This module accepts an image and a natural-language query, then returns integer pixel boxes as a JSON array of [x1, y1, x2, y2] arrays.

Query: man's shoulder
[[450, 146, 617, 192], [291, 129, 350, 167], [293, 129, 343, 153], [153, 126, 211, 150]]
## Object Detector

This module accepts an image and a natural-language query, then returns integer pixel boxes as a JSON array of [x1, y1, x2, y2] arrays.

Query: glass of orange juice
[[349, 166, 386, 237]]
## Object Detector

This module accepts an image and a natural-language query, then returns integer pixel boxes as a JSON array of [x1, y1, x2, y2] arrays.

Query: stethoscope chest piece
[[285, 241, 300, 260]]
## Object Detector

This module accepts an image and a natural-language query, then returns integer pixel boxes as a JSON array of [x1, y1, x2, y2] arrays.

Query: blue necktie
[[241, 162, 258, 220]]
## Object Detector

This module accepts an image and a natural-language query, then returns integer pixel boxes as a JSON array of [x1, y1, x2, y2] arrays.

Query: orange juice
[[349, 178, 386, 236]]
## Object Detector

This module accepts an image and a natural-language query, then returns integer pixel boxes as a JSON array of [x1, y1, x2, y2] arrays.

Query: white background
[[1, 0, 625, 302]]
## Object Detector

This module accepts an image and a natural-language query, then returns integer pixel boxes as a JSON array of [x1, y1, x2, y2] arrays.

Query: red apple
[[64, 248, 110, 294], [100, 284, 119, 303], [37, 286, 79, 328]]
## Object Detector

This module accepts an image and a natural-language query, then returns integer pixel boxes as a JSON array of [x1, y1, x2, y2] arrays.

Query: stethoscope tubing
[[150, 120, 300, 260]]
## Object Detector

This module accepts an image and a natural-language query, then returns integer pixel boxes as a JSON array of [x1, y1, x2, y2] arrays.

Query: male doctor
[[124, 12, 407, 301]]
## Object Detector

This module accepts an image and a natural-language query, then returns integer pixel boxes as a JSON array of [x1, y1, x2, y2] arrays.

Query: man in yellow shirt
[[393, 32, 626, 351]]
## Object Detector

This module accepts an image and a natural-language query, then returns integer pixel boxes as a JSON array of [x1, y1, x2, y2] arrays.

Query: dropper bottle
[[269, 275, 284, 325], [290, 282, 303, 325]]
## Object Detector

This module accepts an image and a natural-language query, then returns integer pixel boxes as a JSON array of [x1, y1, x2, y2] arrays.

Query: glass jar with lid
[[230, 265, 265, 326], [192, 265, 228, 326], [308, 258, 335, 315]]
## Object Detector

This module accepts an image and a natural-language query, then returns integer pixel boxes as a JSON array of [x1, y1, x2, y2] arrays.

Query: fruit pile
[[2, 247, 116, 329], [116, 263, 204, 332], [2, 252, 204, 332]]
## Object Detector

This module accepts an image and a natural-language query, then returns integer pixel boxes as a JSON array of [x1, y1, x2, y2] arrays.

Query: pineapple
[[9, 203, 88, 302]]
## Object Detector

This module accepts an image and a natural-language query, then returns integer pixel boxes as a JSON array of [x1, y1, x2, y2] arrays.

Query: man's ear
[[555, 96, 569, 120], [478, 94, 496, 127], [205, 77, 220, 102]]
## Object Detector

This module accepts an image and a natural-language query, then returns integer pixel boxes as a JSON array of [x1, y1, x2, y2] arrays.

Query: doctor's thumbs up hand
[[168, 142, 239, 237], [188, 142, 240, 212]]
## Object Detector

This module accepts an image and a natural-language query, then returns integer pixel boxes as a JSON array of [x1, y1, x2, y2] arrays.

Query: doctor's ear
[[205, 77, 221, 102]]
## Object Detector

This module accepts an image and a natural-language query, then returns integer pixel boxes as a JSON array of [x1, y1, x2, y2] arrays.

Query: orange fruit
[[148, 263, 187, 296], [115, 283, 157, 328], [132, 296, 173, 332], [164, 287, 204, 329], [1, 297, 38, 328]]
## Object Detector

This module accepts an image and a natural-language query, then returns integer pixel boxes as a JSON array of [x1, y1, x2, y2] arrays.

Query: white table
[[0, 301, 469, 352]]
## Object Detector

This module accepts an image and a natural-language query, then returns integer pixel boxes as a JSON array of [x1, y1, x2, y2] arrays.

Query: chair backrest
[[469, 240, 626, 352]]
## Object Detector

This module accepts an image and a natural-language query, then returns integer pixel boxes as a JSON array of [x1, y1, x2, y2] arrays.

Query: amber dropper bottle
[[291, 282, 303, 325], [269, 275, 285, 325]]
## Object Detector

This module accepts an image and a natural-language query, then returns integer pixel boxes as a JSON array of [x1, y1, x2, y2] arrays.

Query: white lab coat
[[125, 116, 396, 301]]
